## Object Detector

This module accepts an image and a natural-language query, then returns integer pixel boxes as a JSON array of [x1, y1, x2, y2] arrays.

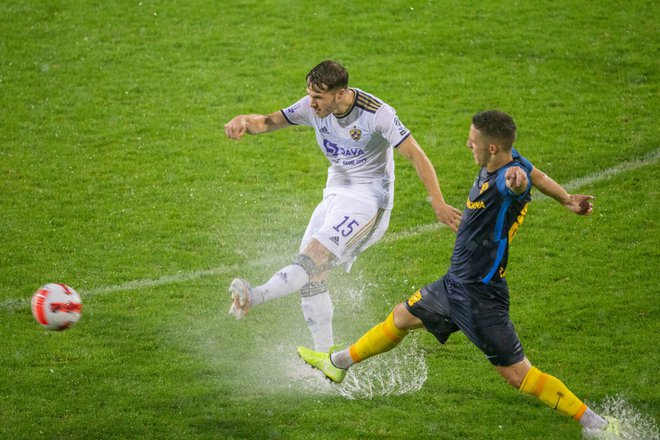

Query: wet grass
[[1, 0, 658, 438]]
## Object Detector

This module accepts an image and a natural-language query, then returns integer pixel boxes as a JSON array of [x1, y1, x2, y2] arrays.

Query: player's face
[[306, 85, 341, 118], [467, 125, 491, 166]]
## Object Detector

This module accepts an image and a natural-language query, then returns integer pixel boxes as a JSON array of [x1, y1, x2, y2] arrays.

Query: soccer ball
[[31, 283, 83, 330]]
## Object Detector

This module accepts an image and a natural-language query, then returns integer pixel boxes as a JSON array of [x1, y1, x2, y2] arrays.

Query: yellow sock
[[519, 367, 588, 421], [348, 311, 408, 363]]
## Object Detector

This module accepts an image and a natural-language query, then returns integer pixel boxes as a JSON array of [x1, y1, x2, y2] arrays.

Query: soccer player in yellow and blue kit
[[298, 110, 620, 437]]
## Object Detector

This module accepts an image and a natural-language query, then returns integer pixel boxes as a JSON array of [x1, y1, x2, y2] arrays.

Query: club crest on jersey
[[350, 128, 362, 141]]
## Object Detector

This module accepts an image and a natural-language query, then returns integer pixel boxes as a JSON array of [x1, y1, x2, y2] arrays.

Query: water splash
[[292, 337, 428, 400], [336, 341, 428, 400], [583, 395, 659, 440]]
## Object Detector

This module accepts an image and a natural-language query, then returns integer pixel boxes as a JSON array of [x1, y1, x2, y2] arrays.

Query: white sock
[[579, 408, 608, 430], [300, 286, 334, 352], [251, 264, 309, 306], [330, 348, 353, 370]]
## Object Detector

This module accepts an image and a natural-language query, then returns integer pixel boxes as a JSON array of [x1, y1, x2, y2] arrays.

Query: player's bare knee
[[496, 369, 522, 388], [496, 361, 531, 389], [392, 303, 422, 330], [302, 239, 333, 263], [506, 375, 523, 389]]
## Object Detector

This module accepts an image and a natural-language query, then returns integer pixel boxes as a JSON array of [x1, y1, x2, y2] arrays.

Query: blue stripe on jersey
[[481, 161, 532, 284], [512, 148, 533, 173], [482, 197, 512, 283]]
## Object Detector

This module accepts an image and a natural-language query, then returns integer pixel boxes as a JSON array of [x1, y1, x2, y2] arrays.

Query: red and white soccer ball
[[31, 283, 83, 330]]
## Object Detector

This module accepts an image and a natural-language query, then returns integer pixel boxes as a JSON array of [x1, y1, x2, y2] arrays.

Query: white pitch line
[[3, 149, 658, 313], [535, 148, 660, 200]]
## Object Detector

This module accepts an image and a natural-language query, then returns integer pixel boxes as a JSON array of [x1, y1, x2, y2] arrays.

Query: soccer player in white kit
[[223, 60, 462, 352]]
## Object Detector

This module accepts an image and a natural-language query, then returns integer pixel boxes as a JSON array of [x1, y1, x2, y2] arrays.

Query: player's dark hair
[[472, 110, 517, 149], [306, 60, 349, 93]]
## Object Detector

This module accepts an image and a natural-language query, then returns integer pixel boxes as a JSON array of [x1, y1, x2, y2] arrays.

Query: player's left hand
[[434, 202, 462, 233], [505, 166, 528, 194]]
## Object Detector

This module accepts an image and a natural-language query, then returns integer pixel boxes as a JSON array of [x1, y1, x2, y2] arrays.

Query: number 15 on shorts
[[333, 216, 359, 237]]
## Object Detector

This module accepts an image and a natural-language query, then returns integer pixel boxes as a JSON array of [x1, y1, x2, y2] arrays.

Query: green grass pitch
[[1, 1, 658, 439]]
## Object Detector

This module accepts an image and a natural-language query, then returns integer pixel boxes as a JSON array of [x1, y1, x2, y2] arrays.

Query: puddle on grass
[[583, 395, 659, 440], [287, 337, 428, 400]]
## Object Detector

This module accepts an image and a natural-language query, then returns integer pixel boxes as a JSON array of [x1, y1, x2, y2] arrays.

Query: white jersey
[[280, 88, 410, 209]]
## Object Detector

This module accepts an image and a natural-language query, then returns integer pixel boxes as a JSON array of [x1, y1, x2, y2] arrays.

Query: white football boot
[[228, 278, 252, 320]]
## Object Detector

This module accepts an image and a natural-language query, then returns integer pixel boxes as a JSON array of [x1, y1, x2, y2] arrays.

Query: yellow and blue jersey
[[448, 149, 533, 286]]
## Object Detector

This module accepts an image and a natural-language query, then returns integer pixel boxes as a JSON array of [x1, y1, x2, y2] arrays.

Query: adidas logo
[[330, 236, 340, 245], [278, 272, 288, 282], [320, 126, 330, 134]]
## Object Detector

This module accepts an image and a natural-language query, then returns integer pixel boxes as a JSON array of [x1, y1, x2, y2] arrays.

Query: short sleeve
[[281, 96, 313, 127], [374, 104, 411, 148], [511, 148, 534, 174]]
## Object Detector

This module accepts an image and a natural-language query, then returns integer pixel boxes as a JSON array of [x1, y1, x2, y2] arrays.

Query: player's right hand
[[434, 202, 462, 233], [224, 115, 248, 140]]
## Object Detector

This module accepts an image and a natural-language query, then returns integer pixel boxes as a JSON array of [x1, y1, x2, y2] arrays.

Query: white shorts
[[299, 194, 391, 272]]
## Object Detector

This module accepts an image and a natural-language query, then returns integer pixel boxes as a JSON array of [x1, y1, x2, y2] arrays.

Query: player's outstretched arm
[[397, 136, 462, 232], [530, 167, 594, 215], [224, 111, 289, 140]]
